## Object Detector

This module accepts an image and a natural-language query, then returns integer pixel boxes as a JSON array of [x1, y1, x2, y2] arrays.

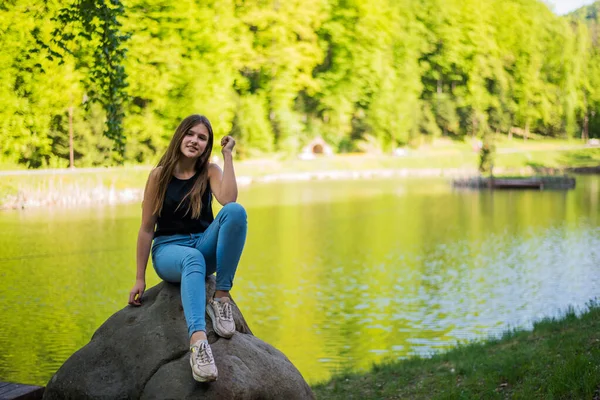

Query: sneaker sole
[[207, 305, 235, 339], [192, 371, 218, 382]]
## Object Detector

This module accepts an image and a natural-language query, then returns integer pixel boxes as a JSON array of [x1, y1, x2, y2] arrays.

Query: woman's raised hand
[[128, 279, 146, 306], [221, 136, 236, 154]]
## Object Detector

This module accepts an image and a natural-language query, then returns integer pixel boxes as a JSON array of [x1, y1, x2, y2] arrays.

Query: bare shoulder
[[149, 166, 162, 180], [144, 167, 163, 190], [208, 163, 222, 177]]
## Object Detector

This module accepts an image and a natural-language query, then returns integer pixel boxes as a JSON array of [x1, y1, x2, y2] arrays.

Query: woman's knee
[[181, 251, 206, 276], [222, 202, 247, 224]]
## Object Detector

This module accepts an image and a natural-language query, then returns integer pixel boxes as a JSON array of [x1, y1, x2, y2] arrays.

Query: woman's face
[[180, 123, 210, 159]]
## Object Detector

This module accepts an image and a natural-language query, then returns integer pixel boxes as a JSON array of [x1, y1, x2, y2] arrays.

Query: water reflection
[[0, 176, 598, 385]]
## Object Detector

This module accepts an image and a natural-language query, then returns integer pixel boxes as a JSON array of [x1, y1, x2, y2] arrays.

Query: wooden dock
[[0, 382, 44, 400], [452, 176, 576, 190], [490, 178, 544, 189]]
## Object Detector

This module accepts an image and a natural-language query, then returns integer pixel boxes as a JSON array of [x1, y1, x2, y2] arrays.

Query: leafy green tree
[[37, 0, 130, 159], [231, 93, 275, 158], [2, 0, 600, 168]]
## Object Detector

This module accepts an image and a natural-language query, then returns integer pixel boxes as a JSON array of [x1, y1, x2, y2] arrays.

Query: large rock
[[43, 276, 314, 400]]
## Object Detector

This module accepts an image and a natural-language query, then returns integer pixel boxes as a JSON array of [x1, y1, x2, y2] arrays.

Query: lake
[[0, 176, 599, 386]]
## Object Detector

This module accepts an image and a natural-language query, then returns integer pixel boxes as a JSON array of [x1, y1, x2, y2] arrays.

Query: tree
[[35, 0, 130, 159]]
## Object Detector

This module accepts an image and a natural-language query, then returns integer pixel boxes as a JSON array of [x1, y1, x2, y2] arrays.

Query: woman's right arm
[[128, 168, 160, 306]]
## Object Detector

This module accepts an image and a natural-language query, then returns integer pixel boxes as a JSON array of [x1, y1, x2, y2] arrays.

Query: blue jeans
[[151, 202, 247, 338]]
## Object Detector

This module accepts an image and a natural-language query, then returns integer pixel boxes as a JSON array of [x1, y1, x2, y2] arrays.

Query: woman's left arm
[[209, 135, 238, 205]]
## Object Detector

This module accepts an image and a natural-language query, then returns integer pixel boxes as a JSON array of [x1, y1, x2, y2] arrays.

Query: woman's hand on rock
[[128, 279, 146, 306]]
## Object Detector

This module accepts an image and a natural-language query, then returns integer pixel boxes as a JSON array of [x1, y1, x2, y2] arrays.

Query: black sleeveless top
[[154, 172, 214, 238]]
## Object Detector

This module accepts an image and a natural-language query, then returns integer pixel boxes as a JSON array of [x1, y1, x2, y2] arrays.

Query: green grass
[[0, 167, 151, 208], [312, 304, 600, 400], [495, 148, 600, 170], [213, 140, 600, 177], [1, 139, 599, 208]]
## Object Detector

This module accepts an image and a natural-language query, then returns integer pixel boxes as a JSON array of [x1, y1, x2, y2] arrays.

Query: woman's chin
[[182, 150, 200, 159]]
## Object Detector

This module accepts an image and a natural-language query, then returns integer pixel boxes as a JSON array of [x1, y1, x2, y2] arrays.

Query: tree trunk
[[583, 93, 589, 141], [69, 106, 74, 169], [583, 111, 589, 141]]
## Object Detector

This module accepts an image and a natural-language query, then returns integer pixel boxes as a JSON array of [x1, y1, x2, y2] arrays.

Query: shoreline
[[313, 302, 600, 399], [1, 165, 598, 210]]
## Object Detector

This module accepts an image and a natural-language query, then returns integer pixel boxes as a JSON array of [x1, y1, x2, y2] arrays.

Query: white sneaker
[[207, 297, 236, 338], [190, 340, 218, 382]]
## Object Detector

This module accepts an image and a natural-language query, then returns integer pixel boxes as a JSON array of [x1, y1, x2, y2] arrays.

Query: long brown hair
[[152, 115, 214, 218]]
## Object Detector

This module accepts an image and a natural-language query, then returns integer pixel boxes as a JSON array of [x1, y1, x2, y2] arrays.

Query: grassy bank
[[0, 167, 150, 209], [233, 140, 600, 177], [313, 304, 600, 399], [1, 140, 599, 209]]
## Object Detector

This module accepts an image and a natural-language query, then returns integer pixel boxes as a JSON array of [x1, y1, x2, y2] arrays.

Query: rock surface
[[43, 276, 314, 400]]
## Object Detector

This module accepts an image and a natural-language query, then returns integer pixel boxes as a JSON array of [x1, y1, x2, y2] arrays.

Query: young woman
[[128, 114, 247, 382]]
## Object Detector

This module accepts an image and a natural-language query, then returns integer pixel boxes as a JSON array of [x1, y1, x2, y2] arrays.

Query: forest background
[[2, 0, 600, 169]]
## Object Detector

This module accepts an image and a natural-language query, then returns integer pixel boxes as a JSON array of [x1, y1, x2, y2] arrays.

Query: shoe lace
[[217, 301, 233, 321], [193, 342, 214, 366]]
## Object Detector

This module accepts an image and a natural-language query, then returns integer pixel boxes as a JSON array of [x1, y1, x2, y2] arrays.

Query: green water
[[0, 176, 599, 386]]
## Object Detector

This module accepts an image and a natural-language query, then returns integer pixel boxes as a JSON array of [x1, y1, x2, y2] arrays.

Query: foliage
[[33, 0, 130, 159], [478, 134, 495, 174], [1, 0, 600, 168]]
